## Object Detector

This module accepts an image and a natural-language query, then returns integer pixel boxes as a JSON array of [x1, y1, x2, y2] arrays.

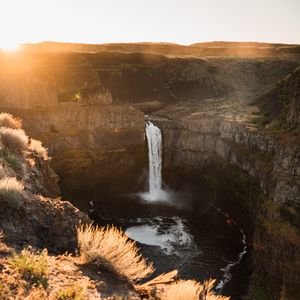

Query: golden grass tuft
[[77, 224, 154, 282], [0, 113, 22, 129], [0, 177, 24, 205], [162, 280, 201, 300], [9, 248, 49, 288], [29, 138, 48, 160], [0, 127, 28, 153], [162, 279, 230, 300]]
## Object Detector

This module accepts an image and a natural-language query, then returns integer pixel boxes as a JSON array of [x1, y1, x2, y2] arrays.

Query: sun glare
[[1, 41, 21, 52]]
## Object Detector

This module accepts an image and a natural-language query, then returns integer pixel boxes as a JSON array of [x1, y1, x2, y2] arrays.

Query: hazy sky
[[1, 0, 300, 49]]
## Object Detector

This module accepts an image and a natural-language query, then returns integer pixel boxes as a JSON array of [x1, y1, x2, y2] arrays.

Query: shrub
[[0, 230, 12, 255], [77, 224, 154, 282], [0, 148, 19, 170], [9, 248, 49, 288], [0, 177, 24, 206], [56, 284, 86, 300], [0, 127, 28, 154], [162, 280, 201, 300], [29, 138, 48, 160], [0, 113, 21, 129], [162, 279, 229, 300]]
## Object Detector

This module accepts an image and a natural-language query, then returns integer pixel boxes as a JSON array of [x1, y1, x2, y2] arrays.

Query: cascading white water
[[141, 121, 169, 201], [146, 121, 162, 194]]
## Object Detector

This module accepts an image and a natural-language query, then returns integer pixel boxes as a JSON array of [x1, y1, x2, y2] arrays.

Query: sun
[[1, 40, 21, 51]]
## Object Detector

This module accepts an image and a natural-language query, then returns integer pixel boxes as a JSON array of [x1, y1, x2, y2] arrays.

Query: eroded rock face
[[156, 116, 299, 207], [8, 104, 146, 201], [0, 124, 89, 252], [152, 112, 299, 299], [1, 195, 88, 252]]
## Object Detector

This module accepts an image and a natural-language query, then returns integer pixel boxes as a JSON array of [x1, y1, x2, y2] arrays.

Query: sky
[[1, 0, 300, 50]]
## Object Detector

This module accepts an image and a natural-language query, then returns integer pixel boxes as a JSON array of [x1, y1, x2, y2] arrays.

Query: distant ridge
[[18, 41, 300, 58]]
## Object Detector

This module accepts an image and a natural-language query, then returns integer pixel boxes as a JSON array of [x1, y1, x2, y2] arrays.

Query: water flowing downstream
[[142, 121, 169, 201], [146, 121, 162, 194]]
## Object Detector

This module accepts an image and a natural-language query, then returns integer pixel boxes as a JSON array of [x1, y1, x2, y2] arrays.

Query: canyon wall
[[153, 113, 299, 299], [4, 104, 146, 204], [1, 43, 299, 299]]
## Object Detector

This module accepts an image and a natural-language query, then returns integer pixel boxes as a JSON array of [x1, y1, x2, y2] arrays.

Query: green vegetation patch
[[9, 249, 49, 288], [0, 148, 19, 170], [56, 284, 85, 300]]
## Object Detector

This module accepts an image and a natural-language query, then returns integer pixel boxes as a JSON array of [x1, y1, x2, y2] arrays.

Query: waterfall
[[142, 121, 169, 202], [146, 121, 162, 193]]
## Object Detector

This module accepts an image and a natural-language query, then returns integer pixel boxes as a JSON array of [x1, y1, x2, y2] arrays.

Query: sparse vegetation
[[0, 177, 24, 206], [0, 127, 28, 153], [0, 113, 22, 129], [162, 279, 229, 300], [162, 280, 201, 300], [56, 284, 86, 300], [77, 224, 154, 282], [0, 148, 19, 170], [29, 138, 48, 159], [9, 248, 49, 288]]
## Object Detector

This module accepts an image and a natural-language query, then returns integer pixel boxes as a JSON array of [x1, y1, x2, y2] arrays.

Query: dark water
[[85, 192, 249, 300]]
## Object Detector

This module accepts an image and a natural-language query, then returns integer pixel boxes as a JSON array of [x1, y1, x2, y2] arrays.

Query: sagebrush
[[0, 127, 28, 153], [0, 113, 21, 129], [29, 138, 48, 159], [0, 177, 24, 205], [162, 279, 229, 300], [0, 148, 18, 170], [77, 224, 154, 282]]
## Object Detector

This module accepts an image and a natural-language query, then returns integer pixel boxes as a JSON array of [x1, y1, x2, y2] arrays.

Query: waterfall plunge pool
[[86, 121, 249, 300]]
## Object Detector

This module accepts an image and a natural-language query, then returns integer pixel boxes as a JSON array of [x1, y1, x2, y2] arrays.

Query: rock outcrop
[[0, 116, 89, 252]]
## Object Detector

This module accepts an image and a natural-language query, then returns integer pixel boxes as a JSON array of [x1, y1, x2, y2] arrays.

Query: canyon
[[0, 42, 299, 299]]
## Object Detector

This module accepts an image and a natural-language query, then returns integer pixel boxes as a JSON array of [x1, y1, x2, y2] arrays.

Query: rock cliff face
[[256, 66, 300, 129], [151, 102, 299, 299], [5, 104, 146, 203], [155, 116, 299, 206], [0, 116, 89, 252]]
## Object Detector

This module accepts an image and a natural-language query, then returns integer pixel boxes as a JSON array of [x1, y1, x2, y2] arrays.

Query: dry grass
[[162, 280, 201, 300], [0, 113, 22, 129], [24, 288, 48, 300], [162, 279, 229, 300], [0, 127, 28, 153], [29, 138, 48, 159], [56, 284, 86, 300], [9, 248, 49, 288], [77, 224, 154, 282], [0, 230, 12, 255], [0, 177, 24, 205]]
